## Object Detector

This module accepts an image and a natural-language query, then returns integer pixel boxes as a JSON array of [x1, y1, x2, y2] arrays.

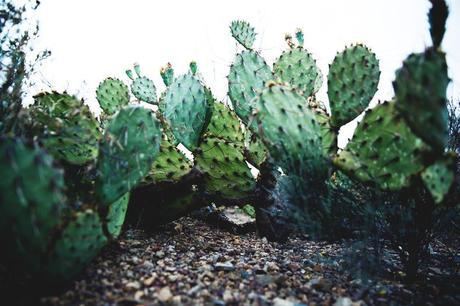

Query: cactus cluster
[[0, 0, 456, 285]]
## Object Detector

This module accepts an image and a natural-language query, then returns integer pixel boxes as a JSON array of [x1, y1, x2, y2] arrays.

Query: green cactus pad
[[274, 47, 322, 98], [106, 193, 130, 238], [429, 0, 448, 48], [97, 106, 162, 205], [0, 137, 66, 271], [328, 44, 380, 127], [421, 153, 455, 204], [394, 48, 449, 152], [96, 78, 130, 116], [162, 72, 210, 150], [195, 136, 255, 200], [160, 63, 174, 87], [253, 83, 327, 178], [230, 20, 256, 50], [126, 64, 157, 104], [308, 97, 338, 156], [205, 101, 244, 143], [144, 134, 193, 184], [46, 210, 107, 280], [31, 92, 101, 165], [334, 101, 429, 190], [228, 50, 273, 124], [244, 130, 267, 168]]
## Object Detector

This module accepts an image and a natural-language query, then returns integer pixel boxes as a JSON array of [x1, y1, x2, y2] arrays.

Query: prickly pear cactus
[[162, 71, 210, 150], [230, 20, 256, 50], [252, 83, 327, 178], [31, 92, 101, 165], [205, 101, 244, 143], [126, 64, 157, 104], [328, 44, 380, 128], [106, 193, 130, 238], [228, 50, 273, 124], [143, 134, 193, 184], [97, 106, 162, 205], [46, 209, 107, 280], [96, 78, 130, 116], [334, 101, 429, 190], [394, 48, 449, 152], [160, 62, 174, 87], [421, 153, 455, 204], [274, 30, 322, 98], [195, 136, 255, 200], [0, 137, 66, 271]]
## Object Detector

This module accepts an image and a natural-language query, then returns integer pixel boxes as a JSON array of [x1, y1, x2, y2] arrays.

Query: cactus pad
[[429, 0, 448, 48], [394, 49, 449, 152], [230, 20, 256, 50], [205, 101, 244, 143], [46, 210, 107, 280], [0, 137, 66, 270], [228, 50, 273, 123], [96, 78, 130, 116], [195, 136, 255, 199], [334, 101, 429, 190], [162, 72, 210, 150], [253, 83, 327, 178], [308, 97, 338, 156], [126, 64, 157, 104], [106, 193, 130, 238], [160, 63, 174, 87], [328, 44, 380, 127], [97, 106, 162, 205], [31, 92, 101, 165], [421, 153, 455, 204], [274, 48, 322, 98], [244, 130, 267, 168]]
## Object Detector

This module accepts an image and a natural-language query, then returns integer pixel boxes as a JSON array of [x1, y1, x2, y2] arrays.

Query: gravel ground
[[31, 217, 460, 306]]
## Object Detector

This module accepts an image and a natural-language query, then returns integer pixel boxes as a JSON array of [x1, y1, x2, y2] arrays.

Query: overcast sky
[[28, 0, 460, 147]]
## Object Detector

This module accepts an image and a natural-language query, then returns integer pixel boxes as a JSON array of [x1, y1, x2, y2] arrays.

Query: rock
[[214, 262, 235, 272], [273, 298, 296, 306], [155, 250, 165, 258], [288, 262, 301, 272], [334, 297, 353, 306], [158, 286, 173, 302]]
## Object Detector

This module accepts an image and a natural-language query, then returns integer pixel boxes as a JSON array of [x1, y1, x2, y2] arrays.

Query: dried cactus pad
[[230, 20, 256, 50], [228, 50, 273, 124], [97, 106, 162, 205], [334, 101, 429, 190], [328, 44, 380, 128]]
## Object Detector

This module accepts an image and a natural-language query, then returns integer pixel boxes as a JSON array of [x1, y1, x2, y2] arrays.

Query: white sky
[[28, 0, 460, 147]]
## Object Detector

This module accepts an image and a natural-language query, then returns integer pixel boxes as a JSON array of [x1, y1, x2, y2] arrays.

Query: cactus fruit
[[0, 137, 66, 271], [97, 106, 162, 205], [106, 193, 130, 239], [230, 20, 256, 50], [394, 48, 449, 152], [162, 71, 210, 150], [126, 64, 157, 104], [96, 78, 130, 116], [421, 153, 455, 204], [273, 30, 322, 98], [252, 83, 327, 178], [328, 44, 380, 128], [46, 209, 107, 280], [31, 92, 101, 165], [144, 134, 193, 184], [228, 50, 273, 124], [195, 136, 255, 200], [160, 62, 174, 87], [334, 101, 429, 190]]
